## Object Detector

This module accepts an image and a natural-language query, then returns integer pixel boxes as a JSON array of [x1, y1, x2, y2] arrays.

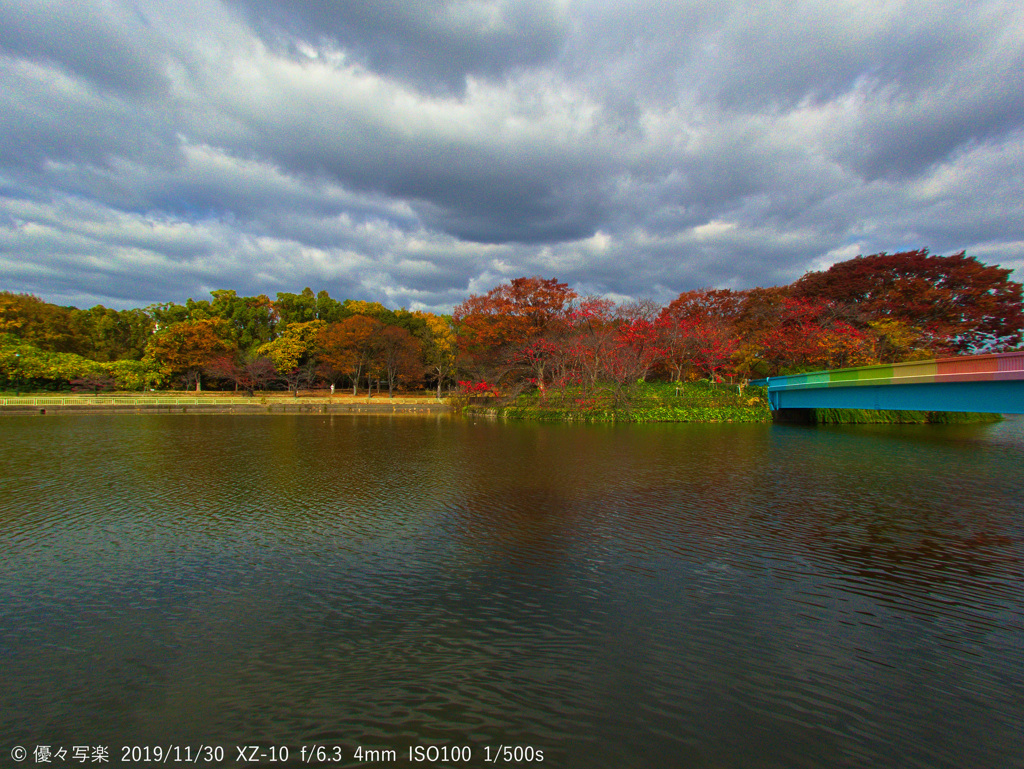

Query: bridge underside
[[768, 380, 1024, 414]]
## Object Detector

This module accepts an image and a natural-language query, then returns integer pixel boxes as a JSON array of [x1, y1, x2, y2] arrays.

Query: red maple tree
[[793, 249, 1023, 354]]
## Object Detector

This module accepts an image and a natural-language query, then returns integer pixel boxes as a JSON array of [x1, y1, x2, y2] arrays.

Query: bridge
[[755, 351, 1024, 415]]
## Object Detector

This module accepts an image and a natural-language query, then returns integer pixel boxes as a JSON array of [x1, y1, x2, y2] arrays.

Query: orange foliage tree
[[145, 319, 235, 391], [316, 315, 385, 396], [453, 276, 577, 386], [378, 326, 423, 397]]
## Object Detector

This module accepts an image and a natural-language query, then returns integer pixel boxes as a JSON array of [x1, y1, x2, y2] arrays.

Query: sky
[[2, 0, 1023, 313]]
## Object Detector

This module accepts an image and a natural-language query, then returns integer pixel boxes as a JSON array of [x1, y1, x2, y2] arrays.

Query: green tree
[[146, 302, 190, 327], [104, 358, 164, 390], [274, 288, 318, 328], [0, 333, 126, 392], [0, 292, 80, 353], [184, 297, 214, 320], [315, 290, 345, 323], [209, 290, 278, 351], [69, 306, 153, 362]]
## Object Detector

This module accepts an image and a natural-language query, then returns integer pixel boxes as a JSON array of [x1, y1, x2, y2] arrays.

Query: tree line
[[1, 250, 1021, 397], [452, 249, 1022, 406], [0, 288, 455, 396]]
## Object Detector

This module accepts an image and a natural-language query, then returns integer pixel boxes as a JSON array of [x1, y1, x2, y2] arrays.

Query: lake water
[[1, 414, 1022, 768]]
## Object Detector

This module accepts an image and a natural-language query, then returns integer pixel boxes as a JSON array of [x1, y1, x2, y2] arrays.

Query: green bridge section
[[758, 351, 1024, 415]]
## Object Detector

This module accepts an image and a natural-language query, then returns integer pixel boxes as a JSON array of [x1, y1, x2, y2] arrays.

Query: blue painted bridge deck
[[756, 351, 1024, 414]]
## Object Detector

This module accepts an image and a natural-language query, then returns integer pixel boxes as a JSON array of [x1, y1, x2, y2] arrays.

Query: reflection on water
[[1, 415, 1022, 768]]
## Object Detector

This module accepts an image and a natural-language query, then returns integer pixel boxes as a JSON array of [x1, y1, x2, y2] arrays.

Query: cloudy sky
[[2, 0, 1023, 312]]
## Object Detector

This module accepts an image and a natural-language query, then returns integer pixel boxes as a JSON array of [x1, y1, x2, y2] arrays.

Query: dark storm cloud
[[228, 0, 568, 93], [0, 0, 1022, 312], [243, 119, 604, 243]]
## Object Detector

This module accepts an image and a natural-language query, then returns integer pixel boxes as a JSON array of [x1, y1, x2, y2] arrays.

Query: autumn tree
[[316, 316, 385, 395], [866, 318, 934, 363], [616, 298, 663, 323], [378, 325, 423, 397], [741, 296, 873, 376], [662, 288, 746, 326], [280, 359, 321, 396], [202, 355, 239, 390], [414, 312, 457, 399], [145, 319, 235, 391], [69, 372, 116, 395], [256, 320, 324, 372], [793, 249, 1024, 355], [608, 314, 665, 389], [730, 287, 790, 377], [454, 276, 577, 384], [561, 296, 616, 394], [342, 299, 399, 326], [660, 289, 745, 381], [242, 355, 279, 392], [570, 298, 669, 404], [664, 317, 738, 381], [204, 354, 278, 394], [540, 297, 664, 406]]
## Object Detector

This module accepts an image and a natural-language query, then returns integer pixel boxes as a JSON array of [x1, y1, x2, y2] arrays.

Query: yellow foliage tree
[[414, 312, 457, 399], [256, 320, 325, 371]]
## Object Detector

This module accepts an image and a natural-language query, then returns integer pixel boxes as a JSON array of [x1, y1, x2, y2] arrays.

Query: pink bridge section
[[934, 351, 1024, 382]]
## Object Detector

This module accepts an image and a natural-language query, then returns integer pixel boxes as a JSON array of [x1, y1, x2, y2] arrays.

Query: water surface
[[1, 415, 1022, 767]]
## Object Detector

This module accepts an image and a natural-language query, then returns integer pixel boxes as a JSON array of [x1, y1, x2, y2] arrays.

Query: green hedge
[[810, 408, 1000, 424]]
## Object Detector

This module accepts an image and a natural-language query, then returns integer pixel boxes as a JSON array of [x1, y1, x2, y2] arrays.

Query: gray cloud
[[228, 0, 568, 93], [0, 0, 1022, 313], [0, 0, 169, 97]]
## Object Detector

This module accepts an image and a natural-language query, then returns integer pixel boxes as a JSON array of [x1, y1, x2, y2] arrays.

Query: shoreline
[[1, 395, 999, 424], [464, 404, 1001, 424], [465, 405, 772, 423]]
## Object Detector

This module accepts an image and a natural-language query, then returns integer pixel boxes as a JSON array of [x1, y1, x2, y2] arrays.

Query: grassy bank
[[463, 381, 773, 423]]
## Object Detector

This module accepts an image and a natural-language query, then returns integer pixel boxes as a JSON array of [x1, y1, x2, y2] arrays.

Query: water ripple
[[1, 415, 1022, 767]]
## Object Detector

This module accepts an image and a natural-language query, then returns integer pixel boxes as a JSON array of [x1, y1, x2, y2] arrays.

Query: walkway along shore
[[0, 394, 452, 416]]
